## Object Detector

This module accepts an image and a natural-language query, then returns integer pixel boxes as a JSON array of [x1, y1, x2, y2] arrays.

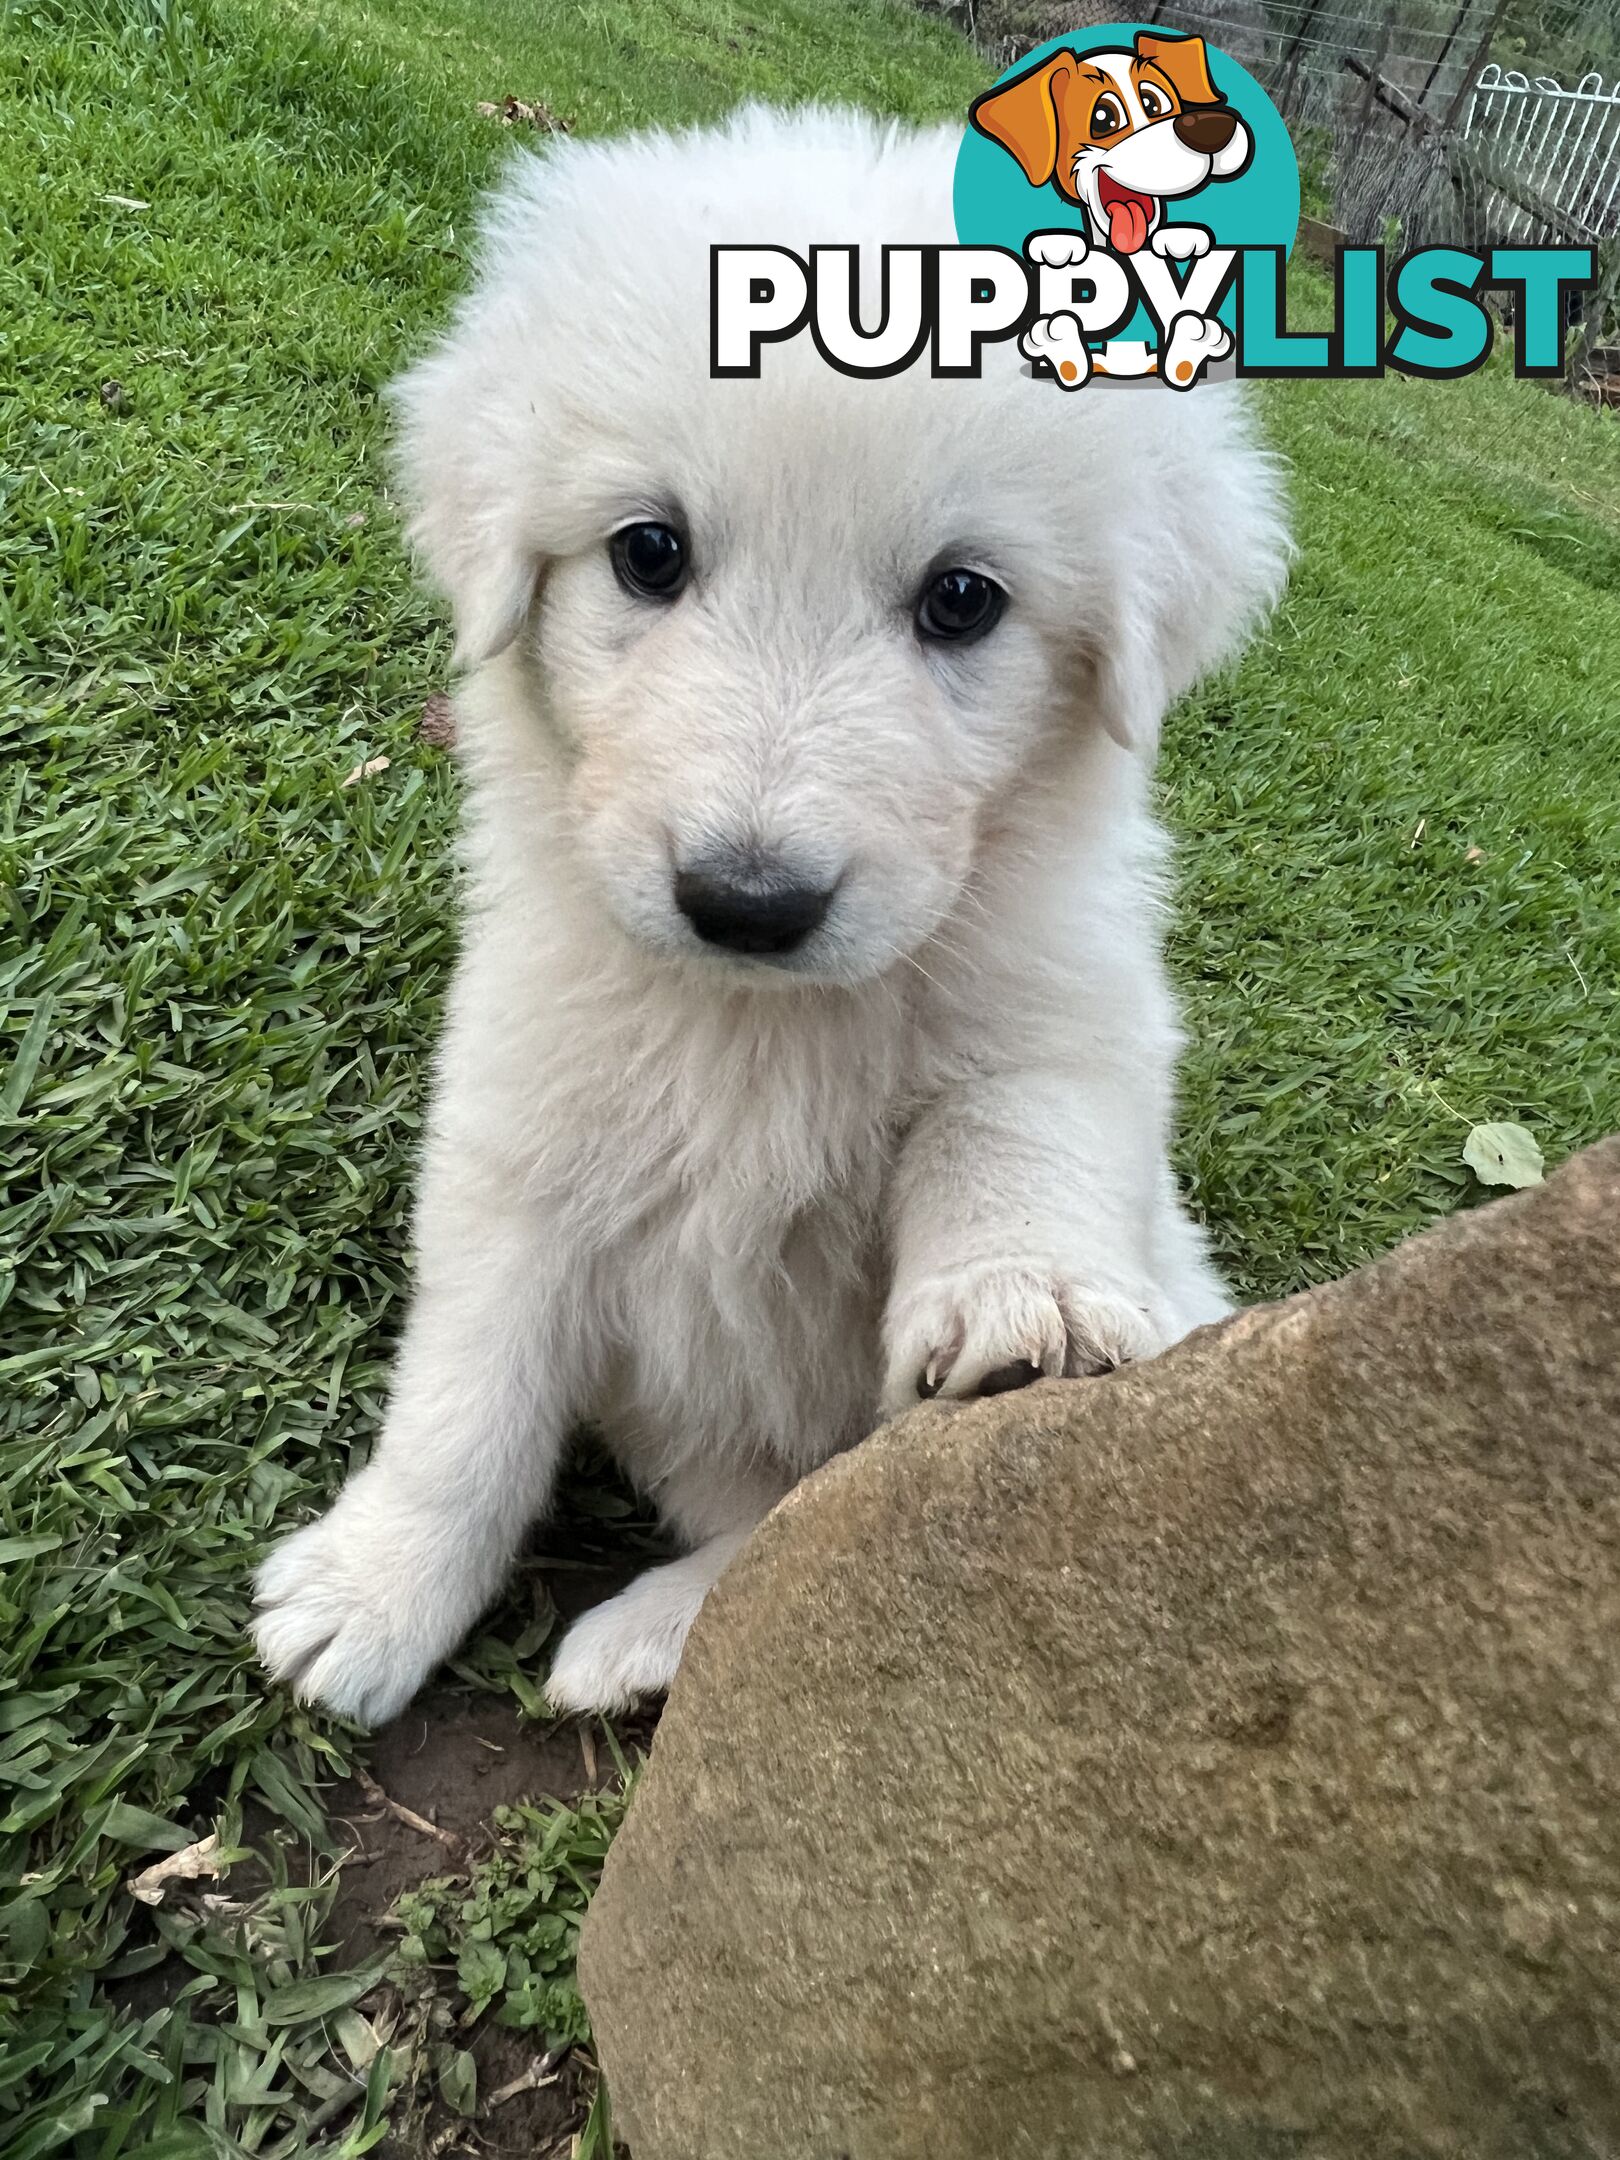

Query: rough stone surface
[[581, 1142, 1620, 2160]]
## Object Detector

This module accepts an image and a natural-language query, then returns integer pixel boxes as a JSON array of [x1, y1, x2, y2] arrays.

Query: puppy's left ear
[[1090, 435, 1293, 755], [1092, 573, 1173, 755], [1135, 31, 1222, 107], [389, 336, 543, 669]]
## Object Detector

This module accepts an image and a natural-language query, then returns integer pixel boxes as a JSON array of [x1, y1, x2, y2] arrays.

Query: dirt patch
[[324, 1478, 663, 1966], [324, 1688, 603, 1962], [433, 2040, 598, 2160], [383, 2019, 597, 2160], [336, 1684, 653, 2160], [115, 1474, 662, 2152]]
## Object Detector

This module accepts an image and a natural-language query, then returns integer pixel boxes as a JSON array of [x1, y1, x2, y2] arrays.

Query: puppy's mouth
[[1097, 171, 1157, 255]]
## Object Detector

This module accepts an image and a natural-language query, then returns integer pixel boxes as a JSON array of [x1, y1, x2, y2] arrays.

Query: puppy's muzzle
[[1172, 108, 1238, 154], [674, 855, 834, 958]]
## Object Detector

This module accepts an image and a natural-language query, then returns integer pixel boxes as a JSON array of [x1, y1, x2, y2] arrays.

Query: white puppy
[[253, 106, 1288, 1723]]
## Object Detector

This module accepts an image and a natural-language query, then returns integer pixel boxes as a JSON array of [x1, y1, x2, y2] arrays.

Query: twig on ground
[[487, 2046, 567, 2109], [354, 1766, 463, 1851]]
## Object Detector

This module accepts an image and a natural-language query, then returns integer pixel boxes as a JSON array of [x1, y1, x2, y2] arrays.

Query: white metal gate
[[1463, 64, 1620, 242]]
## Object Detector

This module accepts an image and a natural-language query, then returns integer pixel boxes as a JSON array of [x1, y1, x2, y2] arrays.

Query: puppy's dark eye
[[1091, 94, 1127, 138], [611, 521, 688, 599], [916, 568, 1005, 644], [1139, 84, 1169, 118]]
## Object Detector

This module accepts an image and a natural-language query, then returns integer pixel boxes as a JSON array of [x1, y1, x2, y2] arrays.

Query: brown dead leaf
[[418, 692, 457, 749], [126, 1832, 222, 1906], [1465, 845, 1486, 863], [341, 754, 391, 787], [475, 95, 573, 131]]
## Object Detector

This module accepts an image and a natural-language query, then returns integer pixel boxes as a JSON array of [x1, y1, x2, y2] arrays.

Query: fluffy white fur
[[253, 106, 1289, 1723]]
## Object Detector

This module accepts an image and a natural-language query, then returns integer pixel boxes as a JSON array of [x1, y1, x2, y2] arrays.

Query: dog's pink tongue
[[1106, 196, 1149, 253]]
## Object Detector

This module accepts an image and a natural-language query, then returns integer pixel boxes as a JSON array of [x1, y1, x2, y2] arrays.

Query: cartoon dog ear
[[389, 329, 544, 669], [1135, 31, 1223, 107], [969, 53, 1077, 188]]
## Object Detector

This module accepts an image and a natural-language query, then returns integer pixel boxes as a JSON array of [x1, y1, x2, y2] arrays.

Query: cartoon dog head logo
[[969, 33, 1252, 255]]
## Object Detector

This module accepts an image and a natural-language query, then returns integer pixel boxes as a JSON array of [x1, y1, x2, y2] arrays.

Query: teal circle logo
[[954, 25, 1298, 361]]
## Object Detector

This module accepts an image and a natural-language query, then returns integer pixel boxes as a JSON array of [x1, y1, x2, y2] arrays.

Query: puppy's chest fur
[[608, 986, 913, 1461], [477, 949, 920, 1468]]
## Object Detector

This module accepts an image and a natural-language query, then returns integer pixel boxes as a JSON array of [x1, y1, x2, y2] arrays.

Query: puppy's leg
[[545, 1458, 790, 1716], [881, 1069, 1222, 1416], [543, 1533, 749, 1717], [1153, 1164, 1233, 1338], [254, 1150, 586, 1725]]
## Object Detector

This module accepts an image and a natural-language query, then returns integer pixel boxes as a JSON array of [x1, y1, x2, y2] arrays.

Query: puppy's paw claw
[[883, 1261, 1170, 1416], [546, 1598, 683, 1716], [254, 1511, 448, 1728]]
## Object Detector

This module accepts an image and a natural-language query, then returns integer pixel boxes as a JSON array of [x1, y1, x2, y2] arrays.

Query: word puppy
[[253, 106, 1288, 1725]]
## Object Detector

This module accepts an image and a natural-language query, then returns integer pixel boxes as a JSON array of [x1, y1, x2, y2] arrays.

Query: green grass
[[1174, 355, 1620, 1289], [393, 1782, 632, 2107], [3, 0, 1618, 2150]]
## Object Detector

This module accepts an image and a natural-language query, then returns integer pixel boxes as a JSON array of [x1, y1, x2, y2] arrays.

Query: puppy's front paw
[[546, 1602, 682, 1719], [254, 1498, 463, 1727], [881, 1261, 1169, 1416], [546, 1537, 751, 1716]]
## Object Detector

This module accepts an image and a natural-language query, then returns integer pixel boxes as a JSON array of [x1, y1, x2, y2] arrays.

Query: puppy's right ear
[[969, 54, 1076, 189], [389, 338, 542, 670]]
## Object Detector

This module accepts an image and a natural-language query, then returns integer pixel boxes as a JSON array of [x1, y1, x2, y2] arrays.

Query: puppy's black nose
[[1174, 107, 1237, 154], [673, 862, 833, 956]]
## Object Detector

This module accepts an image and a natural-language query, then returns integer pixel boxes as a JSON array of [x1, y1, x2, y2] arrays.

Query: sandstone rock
[[581, 1141, 1620, 2160]]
